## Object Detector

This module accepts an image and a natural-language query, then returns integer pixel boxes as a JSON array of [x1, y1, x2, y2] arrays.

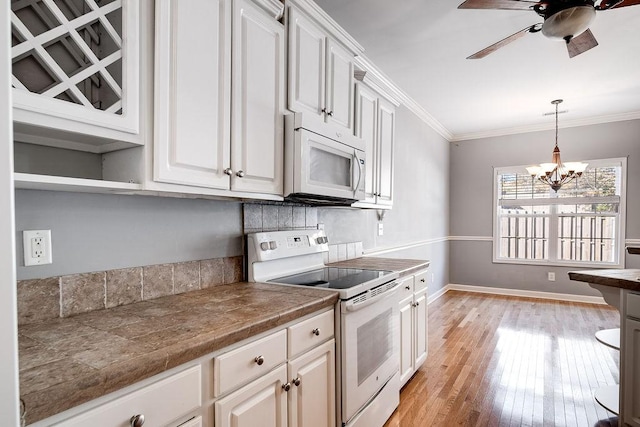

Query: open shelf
[[594, 385, 619, 415], [15, 173, 143, 194], [595, 328, 621, 351]]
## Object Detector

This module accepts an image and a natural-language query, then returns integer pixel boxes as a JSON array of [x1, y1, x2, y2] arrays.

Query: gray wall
[[449, 118, 640, 296], [320, 106, 451, 295], [15, 190, 243, 280]]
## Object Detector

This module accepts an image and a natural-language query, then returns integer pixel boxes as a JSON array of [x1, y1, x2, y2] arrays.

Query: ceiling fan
[[459, 0, 640, 58]]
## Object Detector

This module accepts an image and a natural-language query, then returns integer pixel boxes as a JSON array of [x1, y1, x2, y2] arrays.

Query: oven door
[[296, 129, 365, 200], [340, 284, 399, 423]]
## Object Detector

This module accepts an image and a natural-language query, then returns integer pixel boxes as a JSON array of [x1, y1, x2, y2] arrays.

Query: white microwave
[[284, 113, 366, 205]]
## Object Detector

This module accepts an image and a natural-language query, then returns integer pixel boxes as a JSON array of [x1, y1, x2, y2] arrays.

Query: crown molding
[[254, 0, 285, 19], [451, 110, 640, 142], [353, 55, 453, 141]]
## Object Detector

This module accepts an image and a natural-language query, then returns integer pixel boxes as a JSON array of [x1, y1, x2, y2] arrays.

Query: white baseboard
[[427, 286, 448, 305], [443, 283, 607, 305]]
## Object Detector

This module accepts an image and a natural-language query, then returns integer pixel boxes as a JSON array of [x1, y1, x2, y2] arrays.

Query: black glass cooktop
[[269, 267, 393, 290]]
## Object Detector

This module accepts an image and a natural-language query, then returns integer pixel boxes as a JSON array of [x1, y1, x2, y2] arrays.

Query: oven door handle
[[343, 282, 399, 312]]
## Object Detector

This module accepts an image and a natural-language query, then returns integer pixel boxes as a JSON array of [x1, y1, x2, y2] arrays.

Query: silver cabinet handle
[[420, 278, 426, 283], [236, 170, 245, 178], [405, 285, 411, 290], [282, 382, 291, 392], [312, 328, 320, 336], [321, 108, 327, 114], [327, 110, 333, 116], [224, 168, 233, 176], [293, 377, 301, 386], [130, 414, 145, 427], [254, 355, 264, 366]]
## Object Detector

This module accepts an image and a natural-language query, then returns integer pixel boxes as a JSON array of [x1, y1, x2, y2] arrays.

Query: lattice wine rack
[[11, 0, 126, 115]]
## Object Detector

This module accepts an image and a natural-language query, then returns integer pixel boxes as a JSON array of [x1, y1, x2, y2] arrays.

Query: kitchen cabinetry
[[286, 2, 362, 134], [398, 270, 429, 387], [154, 0, 284, 195], [624, 292, 640, 427], [353, 77, 398, 208], [43, 366, 202, 427], [215, 310, 335, 427], [11, 0, 141, 151]]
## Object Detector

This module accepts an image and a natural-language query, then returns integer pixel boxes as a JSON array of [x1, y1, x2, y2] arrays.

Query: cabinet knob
[[224, 168, 233, 176], [321, 108, 327, 114], [236, 170, 245, 178], [130, 414, 145, 427], [254, 355, 265, 366], [282, 382, 291, 392], [415, 301, 420, 306], [312, 328, 320, 336], [327, 110, 334, 117], [420, 278, 426, 283], [405, 286, 411, 291], [293, 377, 301, 386]]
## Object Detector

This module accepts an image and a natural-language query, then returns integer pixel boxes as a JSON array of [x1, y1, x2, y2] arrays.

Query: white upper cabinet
[[11, 0, 141, 151], [154, 0, 231, 190], [287, 3, 359, 134], [230, 0, 285, 194], [353, 77, 397, 208], [154, 0, 284, 196]]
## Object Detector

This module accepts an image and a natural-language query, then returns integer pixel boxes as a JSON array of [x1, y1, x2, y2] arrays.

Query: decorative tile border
[[17, 256, 243, 325], [243, 203, 318, 233]]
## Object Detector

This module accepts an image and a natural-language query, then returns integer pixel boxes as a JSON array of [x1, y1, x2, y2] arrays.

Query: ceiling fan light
[[541, 6, 596, 40]]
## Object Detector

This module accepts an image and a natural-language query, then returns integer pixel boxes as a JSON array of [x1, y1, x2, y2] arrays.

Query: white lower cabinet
[[398, 270, 429, 388], [214, 309, 336, 427], [49, 365, 202, 427], [624, 293, 640, 427], [288, 340, 336, 427], [215, 365, 288, 427]]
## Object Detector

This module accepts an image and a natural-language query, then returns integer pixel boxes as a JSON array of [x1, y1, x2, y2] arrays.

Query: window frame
[[492, 157, 627, 268]]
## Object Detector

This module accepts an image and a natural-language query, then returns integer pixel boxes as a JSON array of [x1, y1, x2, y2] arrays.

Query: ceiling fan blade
[[458, 0, 539, 11], [597, 0, 640, 9], [567, 29, 599, 58], [467, 24, 540, 59]]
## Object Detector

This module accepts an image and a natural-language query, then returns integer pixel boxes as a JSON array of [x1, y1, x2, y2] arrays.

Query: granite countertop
[[568, 269, 640, 292], [327, 257, 430, 277], [19, 282, 339, 425]]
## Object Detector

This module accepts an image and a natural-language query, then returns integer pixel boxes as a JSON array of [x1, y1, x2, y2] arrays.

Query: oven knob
[[260, 242, 270, 251], [269, 241, 278, 250]]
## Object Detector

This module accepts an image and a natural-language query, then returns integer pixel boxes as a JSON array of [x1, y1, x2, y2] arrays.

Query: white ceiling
[[313, 0, 640, 140]]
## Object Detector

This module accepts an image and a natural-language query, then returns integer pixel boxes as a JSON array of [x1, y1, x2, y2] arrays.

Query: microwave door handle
[[353, 151, 363, 196]]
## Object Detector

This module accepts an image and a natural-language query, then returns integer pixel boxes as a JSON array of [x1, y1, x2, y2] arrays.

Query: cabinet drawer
[[288, 310, 334, 358], [214, 329, 287, 397], [398, 276, 414, 301], [414, 270, 428, 292], [54, 365, 201, 427], [627, 292, 640, 319]]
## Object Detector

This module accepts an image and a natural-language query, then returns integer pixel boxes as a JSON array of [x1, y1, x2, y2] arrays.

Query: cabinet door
[[624, 317, 640, 427], [215, 365, 287, 427], [354, 83, 378, 204], [325, 39, 354, 132], [287, 340, 336, 427], [154, 0, 231, 189], [376, 98, 395, 207], [414, 289, 428, 369], [230, 0, 284, 194], [399, 294, 414, 387], [287, 7, 326, 118]]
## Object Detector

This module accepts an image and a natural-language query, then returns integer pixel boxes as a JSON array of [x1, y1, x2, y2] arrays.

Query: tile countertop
[[19, 282, 339, 425], [327, 257, 430, 277], [568, 269, 640, 292]]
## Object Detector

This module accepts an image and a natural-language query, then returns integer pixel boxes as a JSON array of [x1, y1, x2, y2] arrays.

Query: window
[[493, 158, 626, 268]]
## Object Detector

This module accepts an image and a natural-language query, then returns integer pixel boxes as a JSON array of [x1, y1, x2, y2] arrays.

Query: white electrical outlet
[[378, 223, 384, 236], [548, 272, 556, 282], [23, 230, 52, 266]]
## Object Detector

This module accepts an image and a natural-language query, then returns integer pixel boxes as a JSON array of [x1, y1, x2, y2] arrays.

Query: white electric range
[[247, 229, 400, 427]]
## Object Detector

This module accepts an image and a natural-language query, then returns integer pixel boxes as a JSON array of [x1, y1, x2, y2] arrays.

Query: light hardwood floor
[[385, 290, 620, 427]]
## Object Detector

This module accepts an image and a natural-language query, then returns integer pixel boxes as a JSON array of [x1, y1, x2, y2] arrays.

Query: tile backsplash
[[326, 241, 363, 264], [17, 256, 242, 325], [243, 203, 318, 233]]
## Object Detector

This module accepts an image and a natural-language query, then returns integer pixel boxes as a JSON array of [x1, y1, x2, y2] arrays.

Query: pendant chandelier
[[526, 99, 588, 192]]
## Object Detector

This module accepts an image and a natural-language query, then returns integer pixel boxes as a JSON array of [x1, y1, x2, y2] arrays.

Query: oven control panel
[[247, 230, 329, 264]]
